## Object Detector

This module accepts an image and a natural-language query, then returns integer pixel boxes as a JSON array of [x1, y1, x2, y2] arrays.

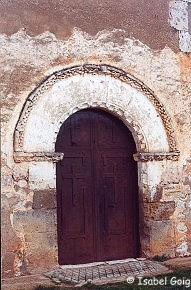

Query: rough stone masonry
[[0, 0, 191, 279]]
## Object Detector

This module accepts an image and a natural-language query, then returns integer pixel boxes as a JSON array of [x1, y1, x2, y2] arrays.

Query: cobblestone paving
[[44, 259, 170, 285]]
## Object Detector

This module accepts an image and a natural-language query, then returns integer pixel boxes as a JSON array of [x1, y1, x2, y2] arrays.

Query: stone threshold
[[60, 257, 146, 269], [44, 258, 171, 286]]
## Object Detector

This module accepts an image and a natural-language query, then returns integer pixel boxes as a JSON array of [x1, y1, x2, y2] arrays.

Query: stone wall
[[1, 0, 191, 278]]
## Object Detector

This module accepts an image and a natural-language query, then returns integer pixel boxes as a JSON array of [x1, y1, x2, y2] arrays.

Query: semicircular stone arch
[[13, 64, 179, 163]]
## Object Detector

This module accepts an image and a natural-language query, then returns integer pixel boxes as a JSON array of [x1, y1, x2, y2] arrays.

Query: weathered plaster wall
[[1, 0, 191, 279], [0, 0, 179, 50]]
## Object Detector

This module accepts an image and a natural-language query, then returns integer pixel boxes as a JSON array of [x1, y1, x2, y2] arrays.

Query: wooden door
[[56, 109, 140, 265]]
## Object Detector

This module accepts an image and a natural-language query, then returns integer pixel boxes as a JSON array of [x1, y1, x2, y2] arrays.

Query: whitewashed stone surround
[[11, 64, 185, 259], [169, 0, 191, 52], [13, 64, 180, 201]]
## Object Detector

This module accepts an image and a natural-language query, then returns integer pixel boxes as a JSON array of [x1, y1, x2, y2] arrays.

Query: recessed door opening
[[55, 108, 140, 265]]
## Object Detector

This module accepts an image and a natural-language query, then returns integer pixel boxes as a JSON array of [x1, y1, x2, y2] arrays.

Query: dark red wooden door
[[56, 109, 139, 265]]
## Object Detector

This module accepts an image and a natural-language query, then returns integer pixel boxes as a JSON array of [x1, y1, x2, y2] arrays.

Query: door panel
[[56, 150, 94, 264], [96, 150, 138, 260], [62, 177, 86, 238], [56, 109, 139, 265], [103, 176, 126, 235], [70, 114, 92, 147]]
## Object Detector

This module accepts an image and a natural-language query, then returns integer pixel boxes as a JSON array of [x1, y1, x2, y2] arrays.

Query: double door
[[56, 109, 139, 264]]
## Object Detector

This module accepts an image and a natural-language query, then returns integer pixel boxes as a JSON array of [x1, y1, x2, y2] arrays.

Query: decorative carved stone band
[[13, 152, 64, 163], [133, 151, 180, 162], [13, 151, 180, 163], [14, 64, 178, 155]]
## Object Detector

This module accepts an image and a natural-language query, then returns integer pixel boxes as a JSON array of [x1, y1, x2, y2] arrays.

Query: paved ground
[[2, 257, 191, 290], [44, 258, 170, 286]]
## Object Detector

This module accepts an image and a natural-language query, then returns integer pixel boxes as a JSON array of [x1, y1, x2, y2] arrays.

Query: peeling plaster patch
[[179, 30, 191, 52], [13, 231, 29, 276], [176, 241, 189, 256], [10, 213, 14, 228], [28, 162, 56, 190], [189, 3, 191, 33], [169, 1, 188, 31], [169, 0, 191, 52], [189, 198, 191, 208], [177, 222, 188, 233]]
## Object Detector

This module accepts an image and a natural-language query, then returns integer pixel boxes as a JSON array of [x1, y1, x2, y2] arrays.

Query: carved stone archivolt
[[13, 64, 180, 162], [53, 101, 148, 153]]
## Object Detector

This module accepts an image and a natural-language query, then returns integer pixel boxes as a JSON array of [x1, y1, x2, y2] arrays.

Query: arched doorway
[[12, 64, 179, 271], [55, 108, 140, 265]]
